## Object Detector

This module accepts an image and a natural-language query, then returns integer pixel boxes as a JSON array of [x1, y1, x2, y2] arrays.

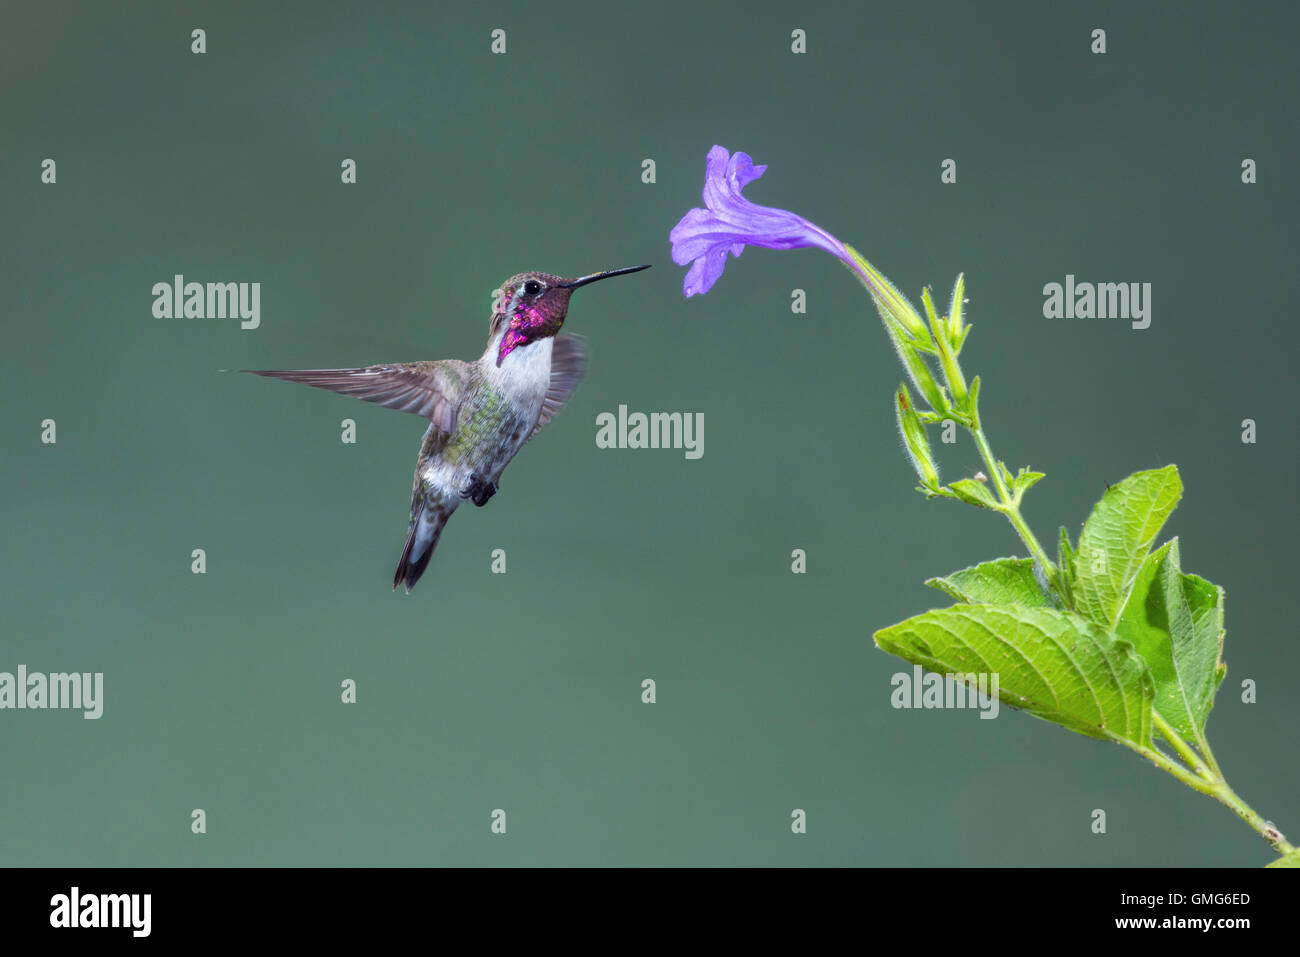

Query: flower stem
[[967, 422, 1061, 597]]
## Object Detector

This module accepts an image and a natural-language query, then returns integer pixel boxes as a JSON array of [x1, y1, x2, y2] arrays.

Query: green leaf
[[874, 604, 1154, 744], [1267, 847, 1300, 868], [1116, 539, 1227, 739], [1012, 468, 1045, 499], [1058, 526, 1077, 608], [1073, 466, 1183, 630], [927, 558, 1053, 607], [948, 478, 999, 509]]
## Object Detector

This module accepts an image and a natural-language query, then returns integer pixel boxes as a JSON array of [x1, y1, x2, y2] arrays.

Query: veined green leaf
[[1116, 539, 1227, 739], [874, 604, 1154, 745], [1073, 466, 1183, 630], [948, 478, 999, 509], [1012, 469, 1045, 498], [927, 558, 1053, 607], [1058, 525, 1077, 608]]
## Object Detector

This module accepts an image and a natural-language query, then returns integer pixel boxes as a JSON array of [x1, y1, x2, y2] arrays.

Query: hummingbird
[[245, 264, 651, 592]]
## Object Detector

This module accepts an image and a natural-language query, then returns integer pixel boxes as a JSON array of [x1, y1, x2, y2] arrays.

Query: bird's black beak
[[558, 264, 652, 290]]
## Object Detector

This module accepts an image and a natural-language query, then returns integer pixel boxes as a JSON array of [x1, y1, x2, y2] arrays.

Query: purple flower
[[670, 145, 944, 407], [669, 146, 848, 297]]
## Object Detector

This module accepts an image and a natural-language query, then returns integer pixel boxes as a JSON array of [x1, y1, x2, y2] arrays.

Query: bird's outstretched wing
[[530, 335, 588, 439], [245, 360, 469, 435]]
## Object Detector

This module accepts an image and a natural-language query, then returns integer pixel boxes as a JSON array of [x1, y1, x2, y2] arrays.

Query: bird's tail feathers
[[393, 502, 452, 593]]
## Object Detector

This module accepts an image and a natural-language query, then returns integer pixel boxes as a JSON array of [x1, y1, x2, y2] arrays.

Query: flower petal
[[671, 146, 850, 296], [726, 151, 767, 192], [682, 246, 730, 297]]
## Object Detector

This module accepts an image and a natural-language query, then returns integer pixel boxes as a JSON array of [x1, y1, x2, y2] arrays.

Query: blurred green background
[[2, 0, 1297, 866]]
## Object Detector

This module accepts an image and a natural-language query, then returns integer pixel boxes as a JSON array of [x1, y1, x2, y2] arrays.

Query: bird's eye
[[524, 280, 542, 296]]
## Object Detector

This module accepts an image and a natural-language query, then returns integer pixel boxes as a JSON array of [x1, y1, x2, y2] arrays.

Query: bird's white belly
[[485, 336, 551, 471], [421, 337, 552, 494]]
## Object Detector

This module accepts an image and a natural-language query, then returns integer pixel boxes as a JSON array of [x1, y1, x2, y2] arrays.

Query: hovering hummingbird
[[246, 264, 651, 592]]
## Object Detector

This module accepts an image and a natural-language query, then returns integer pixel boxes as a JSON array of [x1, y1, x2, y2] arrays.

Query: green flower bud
[[948, 273, 966, 343], [896, 339, 948, 414], [895, 384, 941, 491], [924, 285, 969, 407], [845, 245, 933, 348]]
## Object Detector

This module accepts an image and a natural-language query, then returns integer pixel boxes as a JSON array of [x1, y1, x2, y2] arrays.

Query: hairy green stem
[[1193, 728, 1225, 779], [967, 424, 1061, 597], [1153, 710, 1211, 777], [1130, 738, 1211, 792], [1148, 711, 1293, 855], [1209, 778, 1293, 856]]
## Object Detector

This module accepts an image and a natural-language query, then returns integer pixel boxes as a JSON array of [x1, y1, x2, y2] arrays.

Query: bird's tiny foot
[[474, 482, 497, 507], [460, 473, 498, 507]]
